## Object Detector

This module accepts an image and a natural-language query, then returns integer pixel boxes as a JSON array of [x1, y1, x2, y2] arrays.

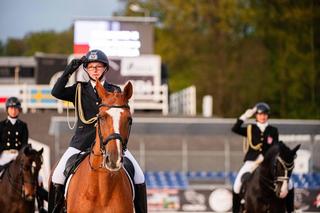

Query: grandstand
[[145, 171, 320, 190]]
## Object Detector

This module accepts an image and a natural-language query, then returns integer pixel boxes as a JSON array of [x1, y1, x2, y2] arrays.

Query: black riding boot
[[37, 186, 48, 213], [134, 183, 148, 213], [232, 191, 241, 213], [50, 184, 65, 213], [286, 188, 295, 213]]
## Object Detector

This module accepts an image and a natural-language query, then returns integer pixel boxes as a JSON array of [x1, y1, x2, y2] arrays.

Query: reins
[[259, 155, 294, 193], [6, 159, 39, 199]]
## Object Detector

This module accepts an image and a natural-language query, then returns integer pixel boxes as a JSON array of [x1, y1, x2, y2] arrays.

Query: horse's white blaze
[[279, 181, 288, 198], [107, 108, 124, 167]]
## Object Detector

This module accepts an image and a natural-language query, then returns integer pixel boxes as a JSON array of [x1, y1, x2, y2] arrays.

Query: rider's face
[[256, 113, 268, 123], [7, 107, 20, 118], [86, 62, 106, 80]]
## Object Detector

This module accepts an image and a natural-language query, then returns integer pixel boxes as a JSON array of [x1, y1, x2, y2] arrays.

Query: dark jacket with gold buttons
[[232, 119, 279, 161], [51, 74, 121, 150], [0, 119, 28, 152]]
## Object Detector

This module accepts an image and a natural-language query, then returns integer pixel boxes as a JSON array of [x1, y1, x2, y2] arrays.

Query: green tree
[[3, 28, 73, 56], [122, 0, 320, 118], [5, 38, 27, 56]]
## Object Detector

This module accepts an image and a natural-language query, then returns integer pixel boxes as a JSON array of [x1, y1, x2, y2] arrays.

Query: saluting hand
[[63, 56, 87, 76], [240, 107, 257, 121]]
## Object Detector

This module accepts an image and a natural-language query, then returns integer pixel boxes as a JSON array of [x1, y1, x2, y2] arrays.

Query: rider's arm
[[231, 119, 247, 136], [51, 74, 77, 102], [51, 57, 85, 102], [21, 122, 29, 148], [273, 127, 279, 143]]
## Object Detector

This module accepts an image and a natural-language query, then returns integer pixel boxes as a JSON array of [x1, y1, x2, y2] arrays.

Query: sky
[[0, 0, 124, 42]]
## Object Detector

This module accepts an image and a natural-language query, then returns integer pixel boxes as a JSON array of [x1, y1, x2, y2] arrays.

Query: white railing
[[170, 85, 196, 116], [0, 84, 169, 115], [131, 84, 168, 115]]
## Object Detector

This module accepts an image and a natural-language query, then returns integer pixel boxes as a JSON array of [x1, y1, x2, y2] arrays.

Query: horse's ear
[[123, 81, 133, 100], [292, 144, 301, 154], [23, 144, 32, 155], [38, 148, 44, 155], [96, 80, 110, 99]]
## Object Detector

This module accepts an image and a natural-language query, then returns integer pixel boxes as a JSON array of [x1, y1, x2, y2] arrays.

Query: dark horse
[[0, 144, 43, 213], [60, 81, 134, 213], [241, 141, 300, 213]]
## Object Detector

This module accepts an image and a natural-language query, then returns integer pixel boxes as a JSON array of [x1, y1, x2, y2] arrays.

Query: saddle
[[63, 153, 135, 198], [63, 151, 90, 181]]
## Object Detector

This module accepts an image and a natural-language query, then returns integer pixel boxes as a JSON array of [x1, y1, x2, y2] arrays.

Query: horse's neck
[[256, 161, 276, 196], [91, 137, 104, 169], [8, 160, 21, 179]]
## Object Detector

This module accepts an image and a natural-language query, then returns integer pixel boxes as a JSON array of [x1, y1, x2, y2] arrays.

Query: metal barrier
[[49, 116, 320, 173]]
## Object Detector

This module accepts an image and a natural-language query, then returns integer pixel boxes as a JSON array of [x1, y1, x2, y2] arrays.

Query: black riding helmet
[[5, 97, 21, 110], [83, 49, 109, 71], [255, 102, 270, 114]]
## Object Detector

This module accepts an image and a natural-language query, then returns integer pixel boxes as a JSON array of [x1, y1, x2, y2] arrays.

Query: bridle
[[260, 154, 294, 194], [89, 103, 132, 170], [7, 155, 42, 200], [272, 155, 294, 192]]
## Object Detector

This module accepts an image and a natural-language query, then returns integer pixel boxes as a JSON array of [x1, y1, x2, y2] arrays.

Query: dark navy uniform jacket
[[232, 119, 279, 161], [51, 74, 121, 151], [0, 119, 28, 152]]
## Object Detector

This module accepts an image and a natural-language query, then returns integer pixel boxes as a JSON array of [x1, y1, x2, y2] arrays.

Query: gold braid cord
[[243, 124, 262, 153], [75, 83, 97, 125]]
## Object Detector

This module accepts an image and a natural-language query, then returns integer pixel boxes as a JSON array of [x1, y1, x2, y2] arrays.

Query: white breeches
[[0, 150, 19, 165], [52, 147, 145, 185], [233, 159, 261, 193], [233, 154, 293, 194]]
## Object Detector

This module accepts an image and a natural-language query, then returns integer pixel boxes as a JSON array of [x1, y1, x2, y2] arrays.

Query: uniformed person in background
[[0, 97, 48, 213], [50, 49, 147, 213], [231, 102, 295, 213], [231, 103, 293, 213], [0, 97, 28, 166]]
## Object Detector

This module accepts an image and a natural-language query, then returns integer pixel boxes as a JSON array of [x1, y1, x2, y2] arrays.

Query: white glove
[[239, 107, 257, 121]]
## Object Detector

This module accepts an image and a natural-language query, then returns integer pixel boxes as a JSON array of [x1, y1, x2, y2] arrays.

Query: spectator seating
[[145, 171, 320, 189]]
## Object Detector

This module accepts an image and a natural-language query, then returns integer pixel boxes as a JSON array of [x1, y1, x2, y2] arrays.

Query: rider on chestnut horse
[[50, 49, 147, 213]]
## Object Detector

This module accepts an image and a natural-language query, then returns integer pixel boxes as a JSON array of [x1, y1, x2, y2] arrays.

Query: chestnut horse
[[65, 81, 134, 213], [0, 144, 43, 213], [241, 141, 300, 213]]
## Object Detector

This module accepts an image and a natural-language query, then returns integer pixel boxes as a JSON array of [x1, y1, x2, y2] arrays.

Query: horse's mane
[[262, 144, 279, 165]]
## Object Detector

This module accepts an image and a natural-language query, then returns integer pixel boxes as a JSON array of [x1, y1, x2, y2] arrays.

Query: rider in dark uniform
[[50, 49, 147, 213], [0, 97, 48, 213], [0, 97, 28, 166], [231, 102, 296, 213]]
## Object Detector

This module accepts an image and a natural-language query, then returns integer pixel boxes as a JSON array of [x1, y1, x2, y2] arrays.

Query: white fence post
[[202, 95, 213, 117]]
